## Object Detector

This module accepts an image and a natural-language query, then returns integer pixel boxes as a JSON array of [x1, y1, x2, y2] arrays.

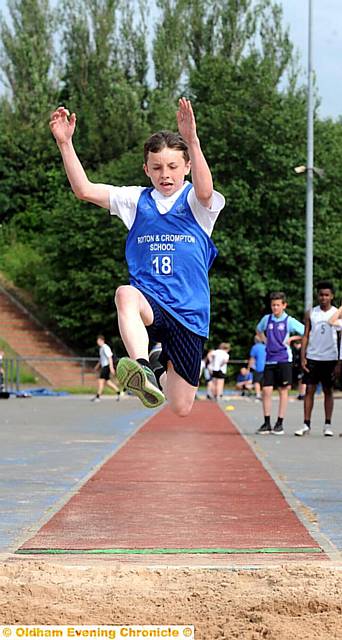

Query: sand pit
[[0, 561, 342, 639]]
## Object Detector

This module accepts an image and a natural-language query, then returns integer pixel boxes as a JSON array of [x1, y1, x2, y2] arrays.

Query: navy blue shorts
[[143, 293, 206, 387]]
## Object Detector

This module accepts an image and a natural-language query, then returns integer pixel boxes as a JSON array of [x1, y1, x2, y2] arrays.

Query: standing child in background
[[203, 349, 214, 399], [50, 99, 225, 416], [91, 335, 120, 402], [0, 349, 4, 392], [295, 282, 338, 437], [210, 343, 230, 400], [247, 335, 266, 401], [256, 292, 304, 435]]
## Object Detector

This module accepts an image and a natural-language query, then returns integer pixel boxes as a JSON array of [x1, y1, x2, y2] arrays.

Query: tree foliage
[[0, 0, 341, 358]]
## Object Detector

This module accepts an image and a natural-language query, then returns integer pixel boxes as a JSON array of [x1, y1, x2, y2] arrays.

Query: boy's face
[[317, 288, 333, 309], [144, 147, 191, 196], [97, 338, 104, 347], [271, 299, 287, 317]]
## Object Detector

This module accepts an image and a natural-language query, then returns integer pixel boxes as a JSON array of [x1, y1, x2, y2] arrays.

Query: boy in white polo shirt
[[91, 335, 120, 402]]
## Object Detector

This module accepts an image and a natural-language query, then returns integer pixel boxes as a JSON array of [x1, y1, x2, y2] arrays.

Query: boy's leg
[[115, 286, 165, 408], [163, 361, 197, 417], [212, 377, 219, 399], [206, 378, 214, 399], [98, 378, 106, 394], [322, 385, 334, 436], [106, 379, 120, 393], [304, 384, 316, 420], [272, 363, 292, 434], [115, 285, 154, 359], [262, 385, 273, 416], [256, 384, 273, 433], [217, 378, 225, 397], [91, 377, 105, 401], [323, 386, 334, 421], [294, 383, 315, 436], [277, 386, 290, 418]]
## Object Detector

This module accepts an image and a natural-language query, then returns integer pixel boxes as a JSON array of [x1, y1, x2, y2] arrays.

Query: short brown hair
[[219, 342, 230, 351], [144, 130, 190, 164], [270, 291, 287, 303]]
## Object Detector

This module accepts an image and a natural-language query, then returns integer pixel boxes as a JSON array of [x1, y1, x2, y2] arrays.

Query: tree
[[0, 0, 59, 231], [34, 187, 128, 352], [59, 0, 148, 166], [311, 118, 342, 297], [0, 0, 56, 120]]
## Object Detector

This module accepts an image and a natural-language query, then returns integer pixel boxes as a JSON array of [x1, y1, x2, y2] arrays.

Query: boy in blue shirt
[[256, 292, 304, 434], [50, 99, 225, 416], [248, 335, 266, 400], [236, 367, 253, 396]]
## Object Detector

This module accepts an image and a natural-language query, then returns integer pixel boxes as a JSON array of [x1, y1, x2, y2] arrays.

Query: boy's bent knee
[[169, 398, 194, 418], [115, 285, 137, 307]]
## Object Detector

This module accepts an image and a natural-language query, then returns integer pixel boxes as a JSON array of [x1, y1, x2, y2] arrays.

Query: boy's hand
[[49, 106, 76, 145], [177, 97, 198, 145], [301, 356, 309, 373]]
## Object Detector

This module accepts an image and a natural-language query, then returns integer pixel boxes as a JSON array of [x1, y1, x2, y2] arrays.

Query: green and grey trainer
[[116, 357, 165, 409]]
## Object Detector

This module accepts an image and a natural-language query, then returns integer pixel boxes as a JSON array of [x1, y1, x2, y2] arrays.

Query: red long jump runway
[[17, 402, 324, 559]]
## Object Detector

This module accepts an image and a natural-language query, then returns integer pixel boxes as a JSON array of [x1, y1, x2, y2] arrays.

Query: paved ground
[[229, 393, 342, 555], [0, 392, 341, 563]]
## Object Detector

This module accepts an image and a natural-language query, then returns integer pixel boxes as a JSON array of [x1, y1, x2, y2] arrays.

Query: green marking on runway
[[15, 546, 323, 555]]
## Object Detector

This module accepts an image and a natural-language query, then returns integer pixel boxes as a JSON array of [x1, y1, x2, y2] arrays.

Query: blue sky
[[281, 0, 342, 120], [0, 0, 341, 120]]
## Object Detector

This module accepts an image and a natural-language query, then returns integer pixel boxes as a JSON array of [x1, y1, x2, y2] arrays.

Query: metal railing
[[1, 356, 99, 392], [0, 356, 249, 393]]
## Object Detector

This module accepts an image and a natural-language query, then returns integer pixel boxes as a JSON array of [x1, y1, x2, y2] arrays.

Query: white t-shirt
[[211, 349, 230, 374], [307, 306, 338, 361], [99, 343, 113, 367], [108, 181, 225, 236]]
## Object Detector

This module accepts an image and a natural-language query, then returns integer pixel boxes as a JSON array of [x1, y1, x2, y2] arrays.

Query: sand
[[1, 561, 342, 639]]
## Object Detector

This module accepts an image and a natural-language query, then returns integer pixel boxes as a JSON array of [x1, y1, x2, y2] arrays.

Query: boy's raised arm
[[50, 106, 110, 209], [176, 98, 213, 208]]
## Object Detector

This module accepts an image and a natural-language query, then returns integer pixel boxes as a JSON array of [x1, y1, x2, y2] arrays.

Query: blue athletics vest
[[125, 184, 218, 337], [265, 315, 290, 363]]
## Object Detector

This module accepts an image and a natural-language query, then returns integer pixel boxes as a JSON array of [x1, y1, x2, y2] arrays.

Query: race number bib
[[151, 254, 174, 276]]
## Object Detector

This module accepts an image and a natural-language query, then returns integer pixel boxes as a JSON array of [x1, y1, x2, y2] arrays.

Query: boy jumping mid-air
[[50, 100, 225, 416]]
